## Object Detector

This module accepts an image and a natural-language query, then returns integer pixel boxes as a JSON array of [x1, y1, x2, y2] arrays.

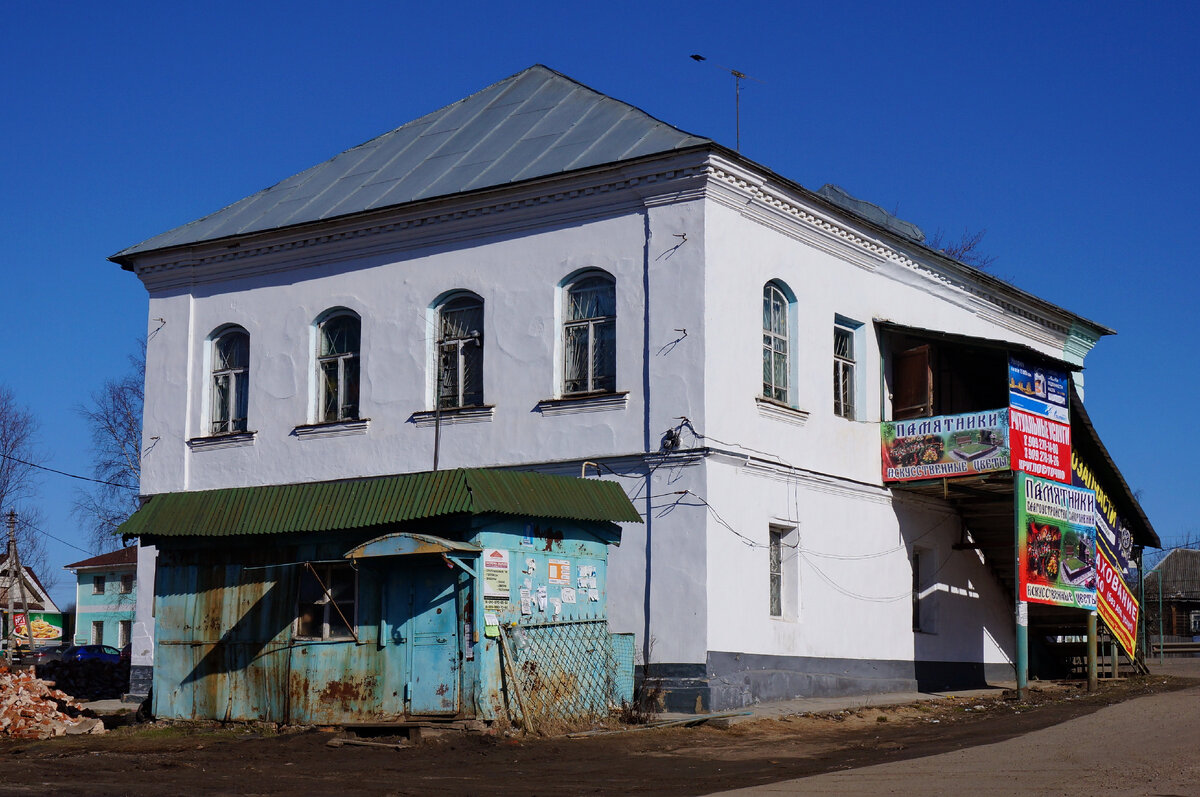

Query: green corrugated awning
[[118, 468, 642, 539]]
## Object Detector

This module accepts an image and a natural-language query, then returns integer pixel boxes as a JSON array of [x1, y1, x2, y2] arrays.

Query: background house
[[65, 547, 137, 648], [1145, 549, 1200, 639], [1, 554, 63, 647], [113, 65, 1154, 711]]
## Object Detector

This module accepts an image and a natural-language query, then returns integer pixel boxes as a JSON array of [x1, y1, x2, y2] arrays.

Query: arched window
[[317, 311, 360, 422], [437, 294, 484, 408], [563, 272, 616, 395], [763, 282, 791, 403], [210, 327, 249, 435]]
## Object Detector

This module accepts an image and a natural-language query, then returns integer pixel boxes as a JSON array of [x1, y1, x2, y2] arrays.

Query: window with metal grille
[[210, 327, 249, 434], [317, 312, 360, 422], [833, 324, 856, 419], [563, 273, 616, 395], [769, 528, 784, 617], [118, 620, 131, 648], [762, 282, 791, 403], [437, 294, 484, 408], [295, 563, 357, 640]]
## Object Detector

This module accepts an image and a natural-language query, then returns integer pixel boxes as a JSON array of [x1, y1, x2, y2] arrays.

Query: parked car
[[6, 642, 34, 664], [28, 643, 73, 665], [119, 643, 131, 663], [64, 645, 121, 664]]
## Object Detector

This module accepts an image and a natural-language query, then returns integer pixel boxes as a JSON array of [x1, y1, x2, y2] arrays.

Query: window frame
[[118, 620, 132, 648], [833, 321, 857, 420], [90, 620, 104, 645], [92, 575, 105, 595], [210, 327, 250, 435], [119, 573, 134, 594], [762, 282, 794, 405], [316, 311, 361, 423], [562, 271, 617, 396], [768, 523, 799, 619], [293, 562, 358, 642], [436, 294, 485, 409]]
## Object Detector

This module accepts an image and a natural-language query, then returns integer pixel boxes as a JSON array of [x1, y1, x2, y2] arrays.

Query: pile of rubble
[[0, 667, 106, 739]]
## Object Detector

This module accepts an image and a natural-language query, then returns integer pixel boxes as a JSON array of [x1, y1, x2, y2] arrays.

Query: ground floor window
[[769, 524, 799, 618], [118, 619, 132, 648], [295, 563, 357, 640], [91, 620, 104, 645]]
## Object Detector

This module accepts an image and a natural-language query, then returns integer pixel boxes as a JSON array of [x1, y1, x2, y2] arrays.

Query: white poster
[[482, 548, 511, 598]]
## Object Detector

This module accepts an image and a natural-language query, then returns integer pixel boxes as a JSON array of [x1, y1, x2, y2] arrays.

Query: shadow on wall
[[897, 501, 1016, 692]]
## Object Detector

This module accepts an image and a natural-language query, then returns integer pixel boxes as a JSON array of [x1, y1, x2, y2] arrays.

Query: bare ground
[[1, 676, 1193, 796]]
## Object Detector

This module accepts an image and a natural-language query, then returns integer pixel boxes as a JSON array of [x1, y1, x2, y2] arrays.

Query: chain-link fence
[[501, 620, 630, 731]]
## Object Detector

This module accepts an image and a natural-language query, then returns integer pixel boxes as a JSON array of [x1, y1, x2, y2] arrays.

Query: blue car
[[64, 645, 121, 664]]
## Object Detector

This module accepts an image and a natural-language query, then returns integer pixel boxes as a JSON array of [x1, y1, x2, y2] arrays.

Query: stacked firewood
[[0, 668, 106, 739], [35, 660, 130, 702]]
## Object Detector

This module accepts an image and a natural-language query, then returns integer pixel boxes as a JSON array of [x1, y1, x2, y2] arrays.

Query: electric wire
[[0, 452, 137, 491]]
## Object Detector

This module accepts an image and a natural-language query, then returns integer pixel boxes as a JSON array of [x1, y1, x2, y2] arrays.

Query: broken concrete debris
[[0, 667, 106, 739]]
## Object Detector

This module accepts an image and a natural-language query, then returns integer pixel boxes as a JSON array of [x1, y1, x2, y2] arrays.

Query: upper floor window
[[563, 272, 616, 395], [437, 294, 484, 408], [211, 327, 249, 435], [119, 574, 135, 594], [833, 322, 856, 419], [762, 282, 792, 404], [92, 575, 105, 595], [317, 311, 360, 422]]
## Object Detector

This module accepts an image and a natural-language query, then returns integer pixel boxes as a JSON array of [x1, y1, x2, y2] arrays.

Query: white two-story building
[[114, 65, 1153, 711]]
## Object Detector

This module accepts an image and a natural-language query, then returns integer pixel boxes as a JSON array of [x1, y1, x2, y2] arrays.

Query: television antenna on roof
[[690, 54, 763, 152]]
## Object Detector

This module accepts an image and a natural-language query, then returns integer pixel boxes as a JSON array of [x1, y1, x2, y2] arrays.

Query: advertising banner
[[1095, 545, 1139, 657], [1072, 451, 1134, 577], [1008, 356, 1069, 423], [7, 612, 64, 641], [1009, 407, 1071, 484], [881, 409, 1009, 482], [1017, 474, 1097, 609]]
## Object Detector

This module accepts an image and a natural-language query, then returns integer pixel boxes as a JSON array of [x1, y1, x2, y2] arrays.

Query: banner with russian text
[[1017, 473, 1097, 610], [881, 410, 1009, 482], [1008, 356, 1069, 423], [1010, 407, 1071, 484], [1095, 541, 1139, 657]]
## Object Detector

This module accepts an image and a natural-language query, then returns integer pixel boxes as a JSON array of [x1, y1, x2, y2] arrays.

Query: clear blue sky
[[5, 1, 1197, 609]]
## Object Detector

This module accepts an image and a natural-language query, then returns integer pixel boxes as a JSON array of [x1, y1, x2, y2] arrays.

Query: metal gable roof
[[116, 468, 642, 540], [112, 65, 711, 262]]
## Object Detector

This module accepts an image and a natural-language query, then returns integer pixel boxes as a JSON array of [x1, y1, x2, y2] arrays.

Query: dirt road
[[0, 675, 1192, 796], [720, 680, 1200, 796]]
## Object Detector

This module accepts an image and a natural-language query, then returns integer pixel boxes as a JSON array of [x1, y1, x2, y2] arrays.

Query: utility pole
[[5, 510, 34, 662], [4, 511, 13, 666]]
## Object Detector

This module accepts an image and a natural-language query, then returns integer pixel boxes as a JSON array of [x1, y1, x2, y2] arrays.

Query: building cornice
[[127, 153, 712, 292], [702, 154, 1098, 348]]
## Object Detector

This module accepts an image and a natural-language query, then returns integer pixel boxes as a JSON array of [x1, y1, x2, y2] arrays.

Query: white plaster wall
[[130, 543, 157, 668], [703, 458, 1014, 665], [700, 195, 1074, 487], [139, 196, 708, 497]]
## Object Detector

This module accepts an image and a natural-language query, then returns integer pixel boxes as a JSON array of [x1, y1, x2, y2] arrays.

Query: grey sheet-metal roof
[[112, 65, 711, 262]]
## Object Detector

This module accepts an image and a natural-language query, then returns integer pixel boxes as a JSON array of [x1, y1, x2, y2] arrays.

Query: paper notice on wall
[[550, 599, 562, 617], [483, 597, 508, 616], [520, 597, 533, 616], [587, 588, 599, 602], [536, 586, 548, 612], [561, 587, 577, 604], [524, 557, 537, 575], [482, 549, 510, 598], [548, 558, 570, 585]]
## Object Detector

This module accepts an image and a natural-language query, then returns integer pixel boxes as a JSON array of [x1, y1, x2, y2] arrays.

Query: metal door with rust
[[395, 563, 460, 715]]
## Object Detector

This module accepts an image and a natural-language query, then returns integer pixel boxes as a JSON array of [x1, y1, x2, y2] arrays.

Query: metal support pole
[[1014, 484, 1027, 699], [1087, 611, 1098, 692], [1158, 574, 1164, 666]]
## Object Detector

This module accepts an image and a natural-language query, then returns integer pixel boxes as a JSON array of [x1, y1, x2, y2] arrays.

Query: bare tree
[[75, 343, 143, 553], [928, 228, 997, 270], [0, 386, 50, 584]]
